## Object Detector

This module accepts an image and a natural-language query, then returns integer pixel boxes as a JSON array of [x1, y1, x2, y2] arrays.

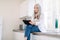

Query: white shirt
[[30, 13, 47, 33]]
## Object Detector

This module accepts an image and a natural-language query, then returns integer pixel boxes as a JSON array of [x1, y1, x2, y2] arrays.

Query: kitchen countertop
[[13, 29, 24, 32], [33, 32, 60, 38], [13, 29, 60, 38]]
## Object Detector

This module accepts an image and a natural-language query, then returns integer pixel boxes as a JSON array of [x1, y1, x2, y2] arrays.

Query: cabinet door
[[32, 35, 60, 40], [13, 32, 25, 40], [13, 32, 33, 40]]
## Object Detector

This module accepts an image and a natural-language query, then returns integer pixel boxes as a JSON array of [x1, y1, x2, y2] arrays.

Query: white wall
[[0, 0, 21, 40], [19, 0, 28, 18], [28, 0, 60, 30], [0, 17, 3, 40], [20, 0, 60, 30]]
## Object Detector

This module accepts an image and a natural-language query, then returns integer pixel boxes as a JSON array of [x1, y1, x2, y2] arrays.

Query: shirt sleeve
[[35, 14, 44, 26], [35, 21, 40, 26]]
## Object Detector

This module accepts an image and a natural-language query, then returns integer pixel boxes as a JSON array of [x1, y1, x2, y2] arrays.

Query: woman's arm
[[29, 21, 40, 26]]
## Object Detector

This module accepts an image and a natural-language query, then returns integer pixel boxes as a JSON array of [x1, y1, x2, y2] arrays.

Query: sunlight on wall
[[28, 0, 60, 31]]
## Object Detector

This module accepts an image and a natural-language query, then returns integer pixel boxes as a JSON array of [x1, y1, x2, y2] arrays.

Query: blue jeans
[[24, 25, 41, 40]]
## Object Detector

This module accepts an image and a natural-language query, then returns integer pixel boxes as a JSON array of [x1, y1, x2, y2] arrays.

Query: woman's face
[[34, 5, 39, 13]]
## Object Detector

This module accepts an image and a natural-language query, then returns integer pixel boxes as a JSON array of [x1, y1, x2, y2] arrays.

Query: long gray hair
[[34, 4, 41, 20]]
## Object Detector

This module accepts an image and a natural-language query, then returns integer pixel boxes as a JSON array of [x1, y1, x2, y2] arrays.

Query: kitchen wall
[[0, 0, 25, 40], [19, 0, 28, 18]]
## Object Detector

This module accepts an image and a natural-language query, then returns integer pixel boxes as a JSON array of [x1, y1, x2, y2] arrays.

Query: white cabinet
[[13, 31, 25, 40], [13, 30, 60, 40], [32, 35, 60, 40], [13, 30, 33, 40]]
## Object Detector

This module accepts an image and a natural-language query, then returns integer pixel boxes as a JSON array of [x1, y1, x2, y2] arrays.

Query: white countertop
[[33, 32, 60, 38], [13, 29, 60, 38]]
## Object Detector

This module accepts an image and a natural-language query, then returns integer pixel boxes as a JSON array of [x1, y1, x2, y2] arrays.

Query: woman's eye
[[36, 7, 38, 9]]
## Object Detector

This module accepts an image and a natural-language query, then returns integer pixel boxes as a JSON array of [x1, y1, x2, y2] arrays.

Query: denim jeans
[[24, 25, 41, 40]]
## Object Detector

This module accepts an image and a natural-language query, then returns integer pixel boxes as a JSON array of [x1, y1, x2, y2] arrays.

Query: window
[[28, 0, 59, 31]]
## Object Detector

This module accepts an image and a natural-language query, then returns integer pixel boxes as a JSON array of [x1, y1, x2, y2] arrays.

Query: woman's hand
[[29, 21, 36, 25]]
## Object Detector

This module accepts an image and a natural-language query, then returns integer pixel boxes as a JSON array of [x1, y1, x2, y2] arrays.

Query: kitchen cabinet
[[32, 32, 60, 40], [13, 29, 60, 40], [13, 30, 25, 40], [13, 29, 33, 40], [32, 35, 60, 40]]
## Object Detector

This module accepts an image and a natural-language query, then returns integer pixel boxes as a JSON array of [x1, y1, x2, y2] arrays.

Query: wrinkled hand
[[29, 21, 35, 25]]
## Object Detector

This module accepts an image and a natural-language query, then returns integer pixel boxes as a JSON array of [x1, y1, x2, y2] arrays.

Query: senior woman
[[24, 4, 44, 40]]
